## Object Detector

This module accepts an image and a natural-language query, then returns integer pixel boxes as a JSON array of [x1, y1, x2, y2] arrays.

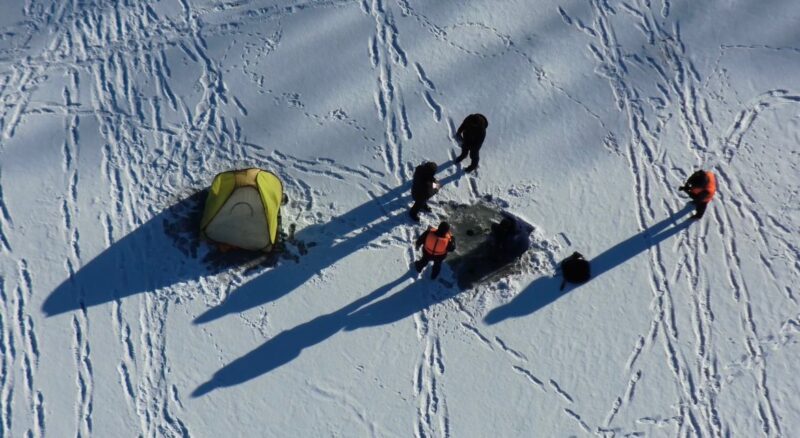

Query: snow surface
[[1, 0, 799, 436]]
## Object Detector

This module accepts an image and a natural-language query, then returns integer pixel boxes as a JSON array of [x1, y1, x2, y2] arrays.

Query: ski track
[[721, 313, 800, 390], [458, 318, 591, 432], [103, 134, 139, 424], [0, 9, 54, 432], [18, 265, 44, 436], [0, 166, 11, 253], [272, 92, 379, 145], [52, 52, 94, 438], [363, 3, 458, 435], [15, 0, 427, 436], [101, 4, 197, 436], [412, 329, 449, 438], [711, 173, 783, 436], [410, 226, 565, 432], [0, 0, 795, 435], [555, 0, 799, 434], [555, 0, 773, 434], [0, 275, 11, 437], [308, 382, 384, 437], [21, 1, 284, 435], [720, 89, 800, 165], [0, 260, 44, 438], [493, 336, 527, 362], [367, 0, 407, 183]]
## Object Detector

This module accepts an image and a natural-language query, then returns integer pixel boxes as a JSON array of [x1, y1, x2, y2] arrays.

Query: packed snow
[[1, 0, 799, 436]]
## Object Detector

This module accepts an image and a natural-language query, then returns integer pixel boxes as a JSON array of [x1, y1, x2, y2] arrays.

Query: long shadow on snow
[[193, 165, 461, 324], [40, 191, 282, 317], [484, 204, 693, 325], [192, 270, 462, 396], [41, 164, 460, 318]]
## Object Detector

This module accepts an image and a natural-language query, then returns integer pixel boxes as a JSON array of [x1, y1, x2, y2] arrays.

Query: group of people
[[410, 113, 488, 278], [409, 113, 488, 222], [409, 113, 719, 283]]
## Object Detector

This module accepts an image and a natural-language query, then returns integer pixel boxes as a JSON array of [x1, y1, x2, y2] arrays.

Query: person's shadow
[[483, 204, 694, 325], [192, 164, 461, 324], [42, 163, 462, 319], [192, 269, 463, 397]]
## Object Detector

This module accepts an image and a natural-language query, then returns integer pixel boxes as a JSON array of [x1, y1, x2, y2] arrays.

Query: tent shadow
[[193, 165, 462, 325], [41, 190, 279, 317], [192, 271, 462, 397], [483, 204, 694, 325], [42, 163, 464, 318]]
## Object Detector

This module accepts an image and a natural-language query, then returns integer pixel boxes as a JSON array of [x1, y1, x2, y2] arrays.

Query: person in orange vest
[[414, 222, 456, 279], [679, 170, 717, 219]]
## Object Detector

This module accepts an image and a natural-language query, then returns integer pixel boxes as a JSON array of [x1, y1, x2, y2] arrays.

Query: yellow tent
[[200, 168, 283, 251]]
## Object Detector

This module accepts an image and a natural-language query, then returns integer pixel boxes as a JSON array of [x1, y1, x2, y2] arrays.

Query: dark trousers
[[415, 252, 446, 279], [456, 146, 480, 169], [409, 198, 430, 220], [693, 200, 709, 218]]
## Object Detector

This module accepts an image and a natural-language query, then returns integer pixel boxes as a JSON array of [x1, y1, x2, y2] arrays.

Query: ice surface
[[442, 201, 534, 289], [0, 0, 799, 436]]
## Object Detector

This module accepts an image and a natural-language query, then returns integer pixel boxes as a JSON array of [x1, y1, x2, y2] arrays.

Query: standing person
[[414, 222, 456, 279], [455, 113, 488, 172], [679, 170, 716, 219], [410, 161, 440, 222]]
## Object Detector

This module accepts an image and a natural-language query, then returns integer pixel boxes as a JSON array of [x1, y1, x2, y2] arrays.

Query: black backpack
[[561, 252, 591, 290]]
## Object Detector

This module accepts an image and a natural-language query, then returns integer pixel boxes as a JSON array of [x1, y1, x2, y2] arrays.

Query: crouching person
[[489, 215, 531, 263], [414, 222, 456, 279]]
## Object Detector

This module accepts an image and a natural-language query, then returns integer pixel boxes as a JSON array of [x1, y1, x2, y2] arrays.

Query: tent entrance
[[204, 186, 270, 251]]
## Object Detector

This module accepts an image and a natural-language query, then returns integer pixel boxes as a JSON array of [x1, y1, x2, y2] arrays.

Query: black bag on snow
[[561, 252, 591, 290]]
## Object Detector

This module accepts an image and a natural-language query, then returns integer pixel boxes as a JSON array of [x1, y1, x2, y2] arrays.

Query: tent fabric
[[256, 171, 283, 244], [200, 168, 283, 251], [204, 187, 270, 250], [200, 171, 237, 230]]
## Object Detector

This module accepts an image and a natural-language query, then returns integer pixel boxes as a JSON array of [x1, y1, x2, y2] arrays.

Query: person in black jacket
[[409, 161, 440, 221], [455, 113, 488, 172], [414, 222, 456, 279], [489, 215, 531, 263]]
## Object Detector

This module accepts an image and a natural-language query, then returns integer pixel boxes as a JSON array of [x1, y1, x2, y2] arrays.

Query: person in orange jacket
[[414, 222, 456, 279], [679, 170, 716, 219]]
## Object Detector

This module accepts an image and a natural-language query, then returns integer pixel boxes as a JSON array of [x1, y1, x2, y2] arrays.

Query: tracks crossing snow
[[556, 0, 800, 434], [0, 0, 796, 435]]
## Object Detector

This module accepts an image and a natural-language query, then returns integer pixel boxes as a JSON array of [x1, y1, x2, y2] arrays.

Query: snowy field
[[1, 0, 799, 436]]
